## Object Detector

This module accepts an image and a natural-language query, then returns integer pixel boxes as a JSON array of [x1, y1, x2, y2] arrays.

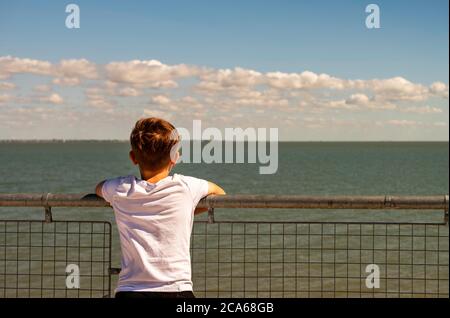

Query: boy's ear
[[171, 150, 180, 165], [129, 150, 138, 165]]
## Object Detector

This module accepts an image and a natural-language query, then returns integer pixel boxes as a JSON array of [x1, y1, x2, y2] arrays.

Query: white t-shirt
[[101, 174, 209, 293]]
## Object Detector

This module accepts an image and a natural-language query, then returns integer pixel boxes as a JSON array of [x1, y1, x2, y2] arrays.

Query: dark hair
[[130, 117, 180, 171]]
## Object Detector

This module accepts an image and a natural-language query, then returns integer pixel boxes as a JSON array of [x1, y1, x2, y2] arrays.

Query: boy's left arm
[[194, 181, 226, 215], [95, 181, 106, 198]]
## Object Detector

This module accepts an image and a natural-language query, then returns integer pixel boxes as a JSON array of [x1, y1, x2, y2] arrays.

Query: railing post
[[208, 207, 215, 224], [43, 193, 53, 223], [44, 206, 53, 223], [445, 195, 449, 225]]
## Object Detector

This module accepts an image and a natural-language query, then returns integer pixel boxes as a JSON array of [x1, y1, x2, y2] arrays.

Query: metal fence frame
[[0, 220, 112, 298], [0, 194, 448, 298]]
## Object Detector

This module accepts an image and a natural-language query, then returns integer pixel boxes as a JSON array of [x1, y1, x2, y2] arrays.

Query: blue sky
[[0, 0, 448, 140]]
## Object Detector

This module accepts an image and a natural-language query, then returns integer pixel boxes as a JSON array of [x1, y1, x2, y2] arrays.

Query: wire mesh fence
[[190, 221, 449, 298], [0, 219, 448, 298], [0, 220, 112, 298], [0, 193, 448, 298]]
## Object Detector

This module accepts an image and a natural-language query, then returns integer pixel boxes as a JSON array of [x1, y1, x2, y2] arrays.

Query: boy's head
[[129, 117, 180, 172]]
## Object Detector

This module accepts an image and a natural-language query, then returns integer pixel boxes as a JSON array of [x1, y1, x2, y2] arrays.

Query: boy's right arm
[[194, 181, 226, 215], [207, 181, 226, 196]]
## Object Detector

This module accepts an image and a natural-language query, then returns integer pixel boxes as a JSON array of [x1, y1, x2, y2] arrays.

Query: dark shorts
[[115, 291, 195, 299]]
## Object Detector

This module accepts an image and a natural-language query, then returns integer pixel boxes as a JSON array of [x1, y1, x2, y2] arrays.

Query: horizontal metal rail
[[0, 193, 448, 210]]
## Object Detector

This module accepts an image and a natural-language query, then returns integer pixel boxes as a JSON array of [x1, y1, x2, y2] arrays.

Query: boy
[[95, 117, 225, 298]]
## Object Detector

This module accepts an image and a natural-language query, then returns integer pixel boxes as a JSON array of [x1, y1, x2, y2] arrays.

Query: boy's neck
[[140, 167, 171, 184]]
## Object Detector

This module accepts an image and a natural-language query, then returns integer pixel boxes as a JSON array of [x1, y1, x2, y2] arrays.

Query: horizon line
[[0, 139, 448, 143]]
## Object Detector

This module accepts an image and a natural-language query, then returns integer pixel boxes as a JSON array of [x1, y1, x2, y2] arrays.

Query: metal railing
[[0, 194, 448, 298]]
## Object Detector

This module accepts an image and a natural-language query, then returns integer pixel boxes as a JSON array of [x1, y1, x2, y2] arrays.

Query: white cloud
[[346, 93, 370, 106], [301, 117, 359, 129], [117, 87, 140, 97], [33, 84, 51, 92], [0, 56, 53, 79], [87, 97, 113, 109], [40, 93, 64, 105], [52, 59, 97, 86], [105, 59, 198, 87], [266, 71, 347, 90], [222, 88, 288, 108], [52, 77, 81, 86], [195, 68, 447, 107], [56, 59, 98, 79], [149, 95, 203, 112], [197, 67, 263, 92], [143, 109, 173, 120], [370, 77, 429, 102], [387, 119, 418, 126], [85, 88, 114, 109], [0, 82, 16, 90], [0, 55, 448, 140], [429, 82, 449, 99], [179, 96, 203, 109], [316, 94, 396, 111], [325, 99, 360, 110], [1, 56, 447, 108], [0, 94, 12, 104], [235, 97, 289, 108], [89, 81, 141, 97], [0, 56, 97, 88], [151, 94, 171, 105], [401, 105, 443, 114]]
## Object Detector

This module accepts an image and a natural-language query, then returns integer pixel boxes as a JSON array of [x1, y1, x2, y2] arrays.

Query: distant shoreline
[[0, 140, 448, 144]]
